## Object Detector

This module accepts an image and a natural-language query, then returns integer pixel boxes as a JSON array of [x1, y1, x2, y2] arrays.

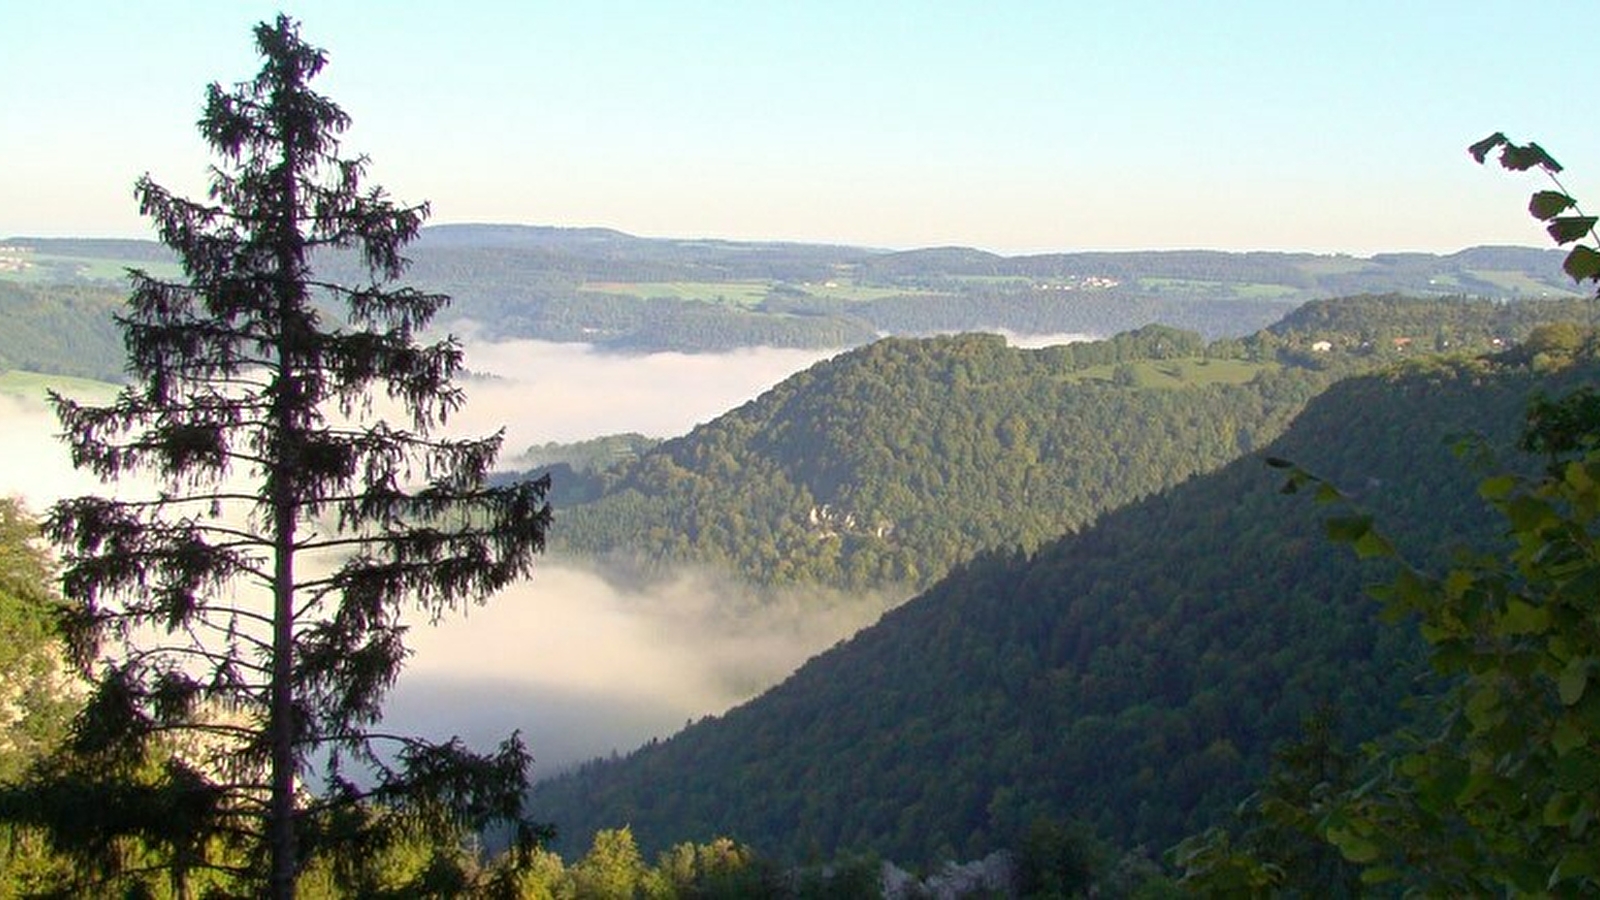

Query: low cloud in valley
[[3, 339, 891, 773]]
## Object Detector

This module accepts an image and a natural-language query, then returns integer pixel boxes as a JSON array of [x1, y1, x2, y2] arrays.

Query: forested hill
[[538, 295, 1600, 592], [530, 352, 1600, 866], [2, 230, 1580, 357], [545, 325, 1331, 591], [0, 281, 125, 382]]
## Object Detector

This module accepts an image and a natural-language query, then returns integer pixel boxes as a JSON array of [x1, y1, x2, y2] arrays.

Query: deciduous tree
[[1241, 139, 1600, 893]]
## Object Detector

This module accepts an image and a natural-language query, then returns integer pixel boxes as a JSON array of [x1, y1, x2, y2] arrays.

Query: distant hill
[[0, 281, 126, 381], [529, 351, 1600, 867], [2, 229, 1583, 359]]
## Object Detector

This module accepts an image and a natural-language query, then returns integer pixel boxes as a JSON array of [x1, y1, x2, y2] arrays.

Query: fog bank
[[388, 561, 903, 774], [3, 339, 887, 771], [447, 337, 842, 451]]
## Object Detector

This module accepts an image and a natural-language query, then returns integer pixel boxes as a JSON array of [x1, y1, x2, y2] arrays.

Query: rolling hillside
[[539, 295, 1600, 594], [3, 230, 1581, 360], [529, 352, 1599, 866]]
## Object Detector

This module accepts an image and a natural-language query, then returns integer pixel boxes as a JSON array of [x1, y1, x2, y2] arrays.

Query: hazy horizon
[[2, 222, 1567, 260]]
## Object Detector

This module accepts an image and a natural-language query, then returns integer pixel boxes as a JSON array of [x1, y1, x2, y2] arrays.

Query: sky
[[4, 1, 1596, 255]]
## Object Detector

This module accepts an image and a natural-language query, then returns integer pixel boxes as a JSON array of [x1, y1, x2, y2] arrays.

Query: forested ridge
[[0, 282, 126, 382], [545, 325, 1322, 591], [531, 350, 1600, 868], [4, 229, 1580, 359], [537, 294, 1600, 593]]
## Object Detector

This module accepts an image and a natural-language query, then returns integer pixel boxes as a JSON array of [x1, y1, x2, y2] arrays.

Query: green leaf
[[1564, 245, 1600, 282], [1468, 132, 1508, 163], [1353, 529, 1395, 560], [1502, 142, 1563, 173], [1325, 824, 1381, 863], [1558, 658, 1589, 706], [1359, 866, 1400, 885], [1554, 850, 1599, 884], [1465, 685, 1504, 730], [1325, 515, 1372, 544], [1479, 474, 1518, 500], [1498, 599, 1550, 635], [1391, 567, 1437, 614], [1528, 142, 1564, 172], [1551, 717, 1586, 756], [1507, 494, 1557, 532], [1416, 756, 1469, 808], [1547, 216, 1598, 246], [1443, 568, 1475, 600], [1562, 461, 1596, 496], [1543, 791, 1579, 827], [1530, 190, 1577, 220]]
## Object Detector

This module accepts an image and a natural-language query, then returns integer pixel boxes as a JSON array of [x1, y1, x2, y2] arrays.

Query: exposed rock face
[[882, 851, 1018, 899]]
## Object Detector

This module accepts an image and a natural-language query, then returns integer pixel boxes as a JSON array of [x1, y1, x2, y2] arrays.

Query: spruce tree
[[8, 16, 549, 897]]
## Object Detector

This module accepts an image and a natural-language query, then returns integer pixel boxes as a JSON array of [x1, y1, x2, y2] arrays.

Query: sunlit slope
[[548, 326, 1328, 591], [544, 294, 1599, 593], [530, 352, 1600, 866]]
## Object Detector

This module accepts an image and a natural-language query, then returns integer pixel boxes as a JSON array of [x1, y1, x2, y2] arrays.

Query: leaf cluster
[[1472, 133, 1600, 286], [1180, 142, 1600, 894]]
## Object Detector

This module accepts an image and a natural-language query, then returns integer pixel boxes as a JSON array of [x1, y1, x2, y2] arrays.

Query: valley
[[5, 228, 1600, 892], [9, 7, 1599, 894]]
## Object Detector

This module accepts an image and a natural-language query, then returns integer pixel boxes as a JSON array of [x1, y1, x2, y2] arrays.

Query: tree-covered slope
[[0, 282, 125, 381], [1264, 291, 1598, 351], [543, 295, 1599, 593], [546, 325, 1331, 591], [530, 353, 1599, 867]]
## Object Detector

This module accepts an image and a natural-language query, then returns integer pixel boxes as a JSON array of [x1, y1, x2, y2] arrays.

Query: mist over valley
[[0, 336, 898, 774], [8, 8, 1600, 894]]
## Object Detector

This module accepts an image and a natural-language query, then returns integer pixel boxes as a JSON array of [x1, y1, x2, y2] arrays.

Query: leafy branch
[[1470, 133, 1600, 286]]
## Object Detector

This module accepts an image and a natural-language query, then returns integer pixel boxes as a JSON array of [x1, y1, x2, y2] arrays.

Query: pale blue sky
[[4, 1, 1594, 253]]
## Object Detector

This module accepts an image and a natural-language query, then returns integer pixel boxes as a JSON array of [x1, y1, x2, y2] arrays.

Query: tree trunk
[[269, 496, 297, 900]]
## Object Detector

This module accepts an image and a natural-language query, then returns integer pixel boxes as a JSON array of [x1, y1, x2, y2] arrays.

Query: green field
[[1070, 357, 1271, 388], [0, 252, 181, 285], [1136, 276, 1300, 299], [0, 370, 122, 403], [1462, 269, 1579, 297], [1293, 256, 1376, 276], [802, 280, 942, 301], [579, 280, 772, 307]]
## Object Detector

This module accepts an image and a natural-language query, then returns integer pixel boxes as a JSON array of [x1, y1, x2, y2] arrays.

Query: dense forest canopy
[[0, 282, 126, 382], [5, 127, 1600, 892], [8, 269, 1600, 891], [532, 295, 1600, 594], [531, 349, 1600, 867]]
